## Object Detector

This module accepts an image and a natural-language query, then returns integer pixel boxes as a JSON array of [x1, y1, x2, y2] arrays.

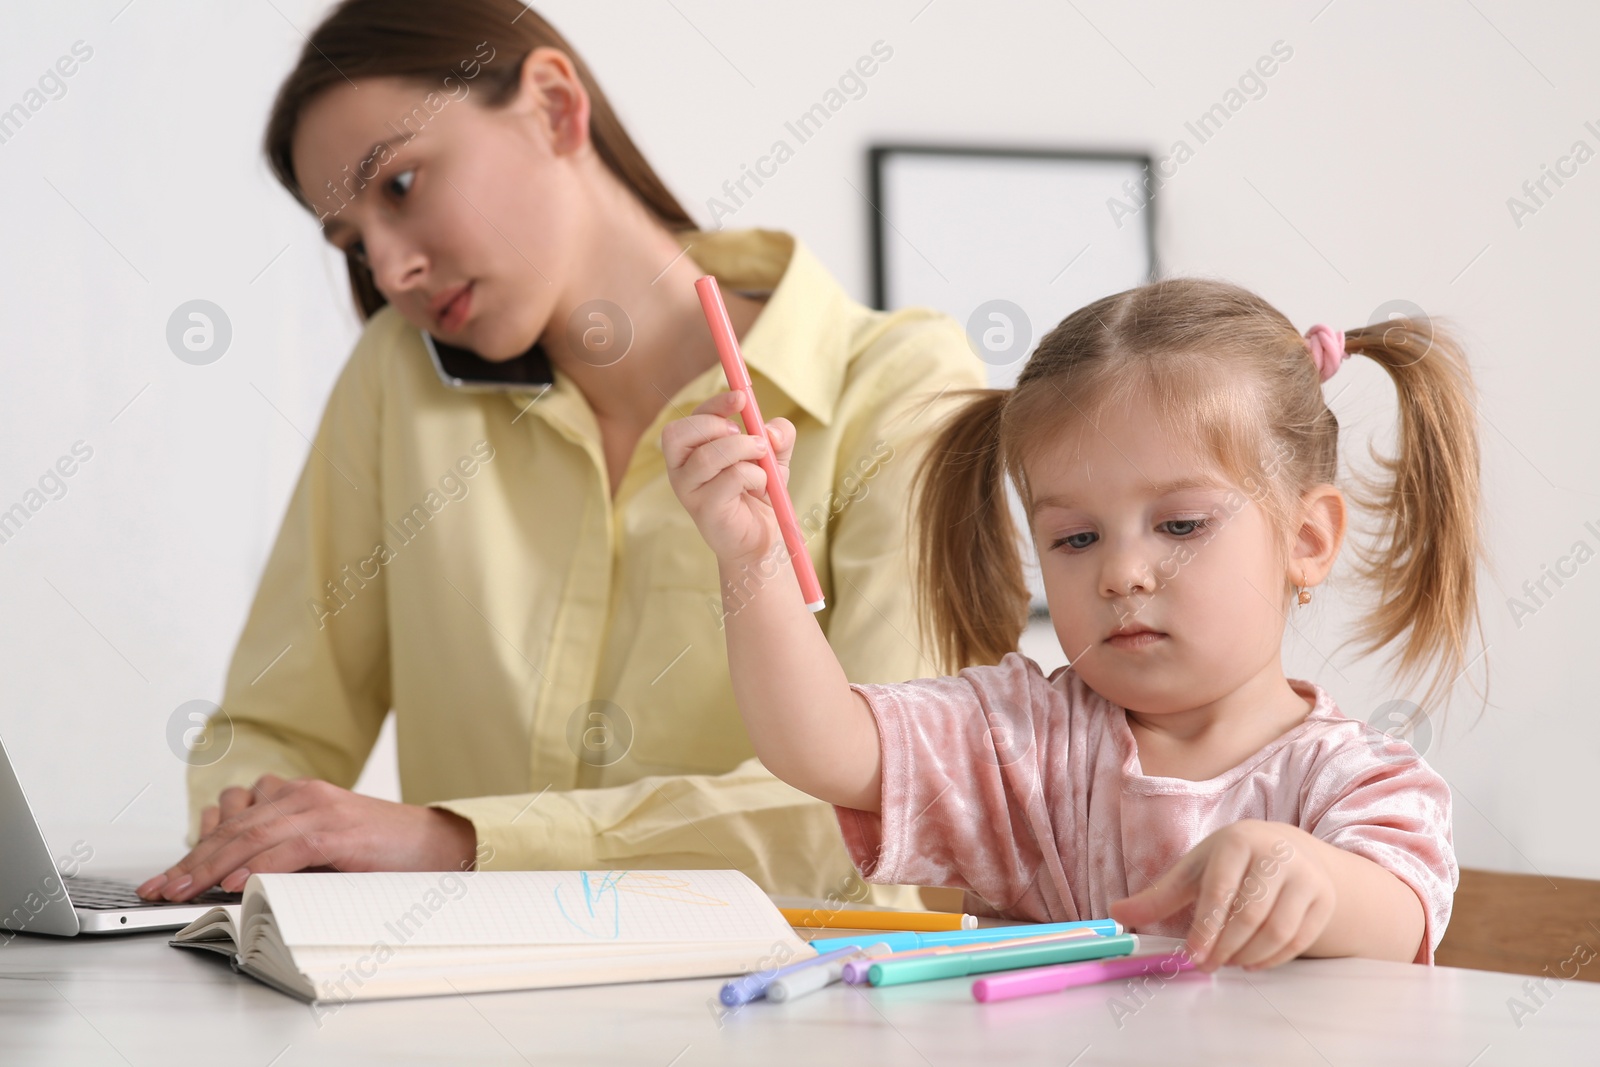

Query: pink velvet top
[[835, 652, 1457, 964]]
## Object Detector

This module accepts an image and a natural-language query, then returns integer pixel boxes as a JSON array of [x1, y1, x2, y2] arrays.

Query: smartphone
[[422, 331, 554, 392]]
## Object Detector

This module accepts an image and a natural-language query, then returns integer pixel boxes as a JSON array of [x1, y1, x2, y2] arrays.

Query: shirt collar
[[682, 228, 849, 427]]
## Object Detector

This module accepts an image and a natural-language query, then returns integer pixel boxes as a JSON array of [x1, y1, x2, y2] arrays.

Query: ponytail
[[1342, 318, 1483, 706], [911, 390, 1031, 673]]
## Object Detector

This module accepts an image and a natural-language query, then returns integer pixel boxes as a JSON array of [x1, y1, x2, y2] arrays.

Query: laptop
[[0, 735, 237, 935]]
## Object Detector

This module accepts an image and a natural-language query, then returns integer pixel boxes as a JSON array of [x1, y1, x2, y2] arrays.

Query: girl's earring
[[1297, 586, 1313, 606]]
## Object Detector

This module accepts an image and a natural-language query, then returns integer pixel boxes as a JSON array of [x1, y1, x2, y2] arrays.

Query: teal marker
[[867, 933, 1138, 988], [808, 918, 1121, 957]]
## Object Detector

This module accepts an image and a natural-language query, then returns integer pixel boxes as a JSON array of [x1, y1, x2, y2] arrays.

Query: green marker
[[867, 933, 1138, 988]]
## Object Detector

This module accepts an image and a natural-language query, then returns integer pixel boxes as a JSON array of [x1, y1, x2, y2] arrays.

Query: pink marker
[[694, 275, 826, 612], [971, 950, 1197, 1003]]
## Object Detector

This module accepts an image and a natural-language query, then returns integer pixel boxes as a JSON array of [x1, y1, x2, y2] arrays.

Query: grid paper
[[255, 870, 795, 948]]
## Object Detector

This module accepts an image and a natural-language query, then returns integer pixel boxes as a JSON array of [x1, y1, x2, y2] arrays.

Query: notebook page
[[255, 870, 797, 948]]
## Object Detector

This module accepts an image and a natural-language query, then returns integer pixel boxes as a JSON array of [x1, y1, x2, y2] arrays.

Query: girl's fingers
[[1251, 893, 1336, 971], [679, 433, 768, 496], [699, 460, 772, 511], [1109, 856, 1200, 930], [1230, 879, 1314, 970], [766, 417, 794, 456], [766, 419, 797, 485], [199, 805, 220, 839], [689, 389, 747, 418], [1202, 865, 1284, 969], [1186, 841, 1254, 967], [662, 414, 741, 470]]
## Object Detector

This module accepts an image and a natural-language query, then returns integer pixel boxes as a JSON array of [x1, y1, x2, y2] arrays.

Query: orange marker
[[780, 908, 977, 932], [694, 275, 826, 612], [784, 908, 972, 934]]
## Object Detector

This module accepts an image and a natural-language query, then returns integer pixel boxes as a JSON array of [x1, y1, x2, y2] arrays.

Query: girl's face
[[291, 65, 586, 361], [1027, 390, 1294, 716]]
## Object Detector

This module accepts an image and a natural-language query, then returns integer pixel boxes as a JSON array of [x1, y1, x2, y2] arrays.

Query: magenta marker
[[971, 950, 1197, 1003]]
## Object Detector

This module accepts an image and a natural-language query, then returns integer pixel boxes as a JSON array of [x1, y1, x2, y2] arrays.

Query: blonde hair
[[913, 278, 1483, 711]]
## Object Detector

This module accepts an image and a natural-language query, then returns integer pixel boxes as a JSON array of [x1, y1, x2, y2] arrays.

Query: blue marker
[[806, 918, 1121, 957], [719, 945, 862, 1007]]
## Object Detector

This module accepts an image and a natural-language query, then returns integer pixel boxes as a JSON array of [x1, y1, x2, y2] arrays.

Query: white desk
[[3, 916, 1597, 1066]]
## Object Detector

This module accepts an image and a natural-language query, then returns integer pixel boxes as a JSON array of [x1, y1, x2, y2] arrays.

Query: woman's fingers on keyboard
[[144, 778, 469, 901], [216, 836, 327, 894], [251, 773, 288, 798], [140, 779, 308, 900], [213, 773, 285, 826], [205, 774, 286, 830], [216, 785, 256, 824], [155, 785, 315, 900]]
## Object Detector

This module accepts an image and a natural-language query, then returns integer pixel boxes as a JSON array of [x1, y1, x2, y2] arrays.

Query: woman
[[137, 0, 981, 905]]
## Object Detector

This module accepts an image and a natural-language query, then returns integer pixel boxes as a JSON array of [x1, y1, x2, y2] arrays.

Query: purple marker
[[839, 943, 898, 985], [720, 944, 864, 1006]]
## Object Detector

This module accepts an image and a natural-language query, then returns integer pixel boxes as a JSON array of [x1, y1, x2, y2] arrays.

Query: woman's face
[[291, 64, 585, 360]]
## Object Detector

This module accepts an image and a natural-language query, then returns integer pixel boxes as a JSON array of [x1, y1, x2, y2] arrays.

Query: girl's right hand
[[662, 390, 794, 565]]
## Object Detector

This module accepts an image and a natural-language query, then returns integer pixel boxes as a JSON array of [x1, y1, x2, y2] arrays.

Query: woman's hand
[[1109, 820, 1336, 972], [662, 390, 794, 564], [136, 775, 479, 901], [196, 772, 277, 838]]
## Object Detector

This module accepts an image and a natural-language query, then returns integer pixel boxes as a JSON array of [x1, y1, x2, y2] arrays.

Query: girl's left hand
[[1108, 820, 1336, 972]]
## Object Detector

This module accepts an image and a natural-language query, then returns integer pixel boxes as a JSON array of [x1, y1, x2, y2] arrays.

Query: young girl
[[661, 279, 1480, 972]]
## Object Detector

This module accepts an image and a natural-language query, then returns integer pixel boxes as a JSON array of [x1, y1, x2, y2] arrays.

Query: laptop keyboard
[[64, 876, 241, 911]]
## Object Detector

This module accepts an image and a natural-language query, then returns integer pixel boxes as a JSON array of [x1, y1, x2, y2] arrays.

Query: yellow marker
[[780, 907, 978, 932]]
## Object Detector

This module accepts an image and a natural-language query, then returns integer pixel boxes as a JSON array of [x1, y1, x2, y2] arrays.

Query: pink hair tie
[[1304, 324, 1348, 382]]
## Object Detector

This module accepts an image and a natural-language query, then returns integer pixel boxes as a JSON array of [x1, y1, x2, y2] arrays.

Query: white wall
[[2, 1, 1595, 878]]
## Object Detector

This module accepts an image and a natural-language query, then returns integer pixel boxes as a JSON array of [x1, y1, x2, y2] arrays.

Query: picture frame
[[868, 144, 1159, 611]]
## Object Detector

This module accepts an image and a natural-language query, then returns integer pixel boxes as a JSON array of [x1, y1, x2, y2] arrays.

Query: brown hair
[[913, 278, 1483, 711], [262, 0, 694, 320]]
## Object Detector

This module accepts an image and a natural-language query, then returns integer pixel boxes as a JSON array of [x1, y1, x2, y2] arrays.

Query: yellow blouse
[[188, 228, 983, 903]]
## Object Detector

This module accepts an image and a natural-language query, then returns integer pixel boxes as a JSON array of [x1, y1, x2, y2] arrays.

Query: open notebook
[[170, 869, 805, 1003]]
